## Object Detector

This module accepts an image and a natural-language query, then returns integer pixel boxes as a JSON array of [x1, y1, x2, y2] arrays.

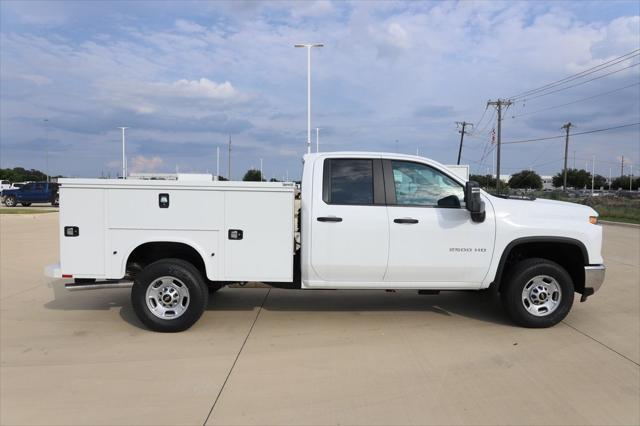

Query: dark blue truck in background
[[1, 182, 59, 207]]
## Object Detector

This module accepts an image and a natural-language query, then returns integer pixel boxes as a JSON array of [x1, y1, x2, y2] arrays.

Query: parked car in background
[[1, 182, 59, 207], [0, 180, 11, 192]]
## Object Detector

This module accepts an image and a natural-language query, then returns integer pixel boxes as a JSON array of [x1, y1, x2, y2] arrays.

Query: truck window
[[325, 159, 374, 205], [391, 161, 464, 207], [1, 180, 8, 185]]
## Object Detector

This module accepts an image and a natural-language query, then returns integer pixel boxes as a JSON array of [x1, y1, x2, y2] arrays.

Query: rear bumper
[[44, 263, 62, 278], [581, 264, 605, 302]]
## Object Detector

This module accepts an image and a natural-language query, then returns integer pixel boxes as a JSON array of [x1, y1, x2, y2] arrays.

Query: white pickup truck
[[46, 152, 605, 332]]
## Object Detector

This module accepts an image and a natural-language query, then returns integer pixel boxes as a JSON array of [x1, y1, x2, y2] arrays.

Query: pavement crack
[[562, 320, 639, 367], [202, 288, 271, 426]]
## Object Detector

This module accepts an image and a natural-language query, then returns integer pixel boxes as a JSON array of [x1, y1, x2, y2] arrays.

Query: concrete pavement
[[1, 213, 638, 425]]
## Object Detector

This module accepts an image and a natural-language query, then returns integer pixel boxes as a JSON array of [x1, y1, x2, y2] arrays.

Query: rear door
[[34, 183, 48, 202], [309, 157, 389, 283], [384, 160, 495, 286]]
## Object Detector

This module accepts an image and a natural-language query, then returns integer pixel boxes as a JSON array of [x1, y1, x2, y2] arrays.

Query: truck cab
[[46, 152, 605, 332]]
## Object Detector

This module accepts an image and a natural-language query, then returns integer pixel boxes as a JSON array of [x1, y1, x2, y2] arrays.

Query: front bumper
[[581, 264, 605, 302]]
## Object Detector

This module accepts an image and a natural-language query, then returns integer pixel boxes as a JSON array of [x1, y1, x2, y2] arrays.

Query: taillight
[[589, 216, 598, 225]]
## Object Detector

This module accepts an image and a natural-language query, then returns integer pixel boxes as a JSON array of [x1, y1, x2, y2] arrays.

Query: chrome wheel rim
[[521, 275, 562, 317], [145, 276, 190, 320]]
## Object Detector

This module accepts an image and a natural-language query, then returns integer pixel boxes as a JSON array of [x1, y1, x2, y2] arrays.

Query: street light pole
[[118, 127, 129, 179], [316, 128, 320, 153], [294, 43, 323, 154], [44, 119, 50, 182]]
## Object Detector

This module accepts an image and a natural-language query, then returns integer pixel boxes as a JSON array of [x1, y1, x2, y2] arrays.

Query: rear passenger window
[[326, 159, 374, 205]]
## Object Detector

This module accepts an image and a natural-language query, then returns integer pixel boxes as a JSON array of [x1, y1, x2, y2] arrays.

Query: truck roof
[[303, 151, 468, 183]]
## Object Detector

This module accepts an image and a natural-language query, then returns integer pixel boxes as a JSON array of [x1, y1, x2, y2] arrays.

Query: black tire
[[501, 258, 574, 328], [131, 258, 208, 332], [4, 196, 16, 207], [21, 202, 31, 207]]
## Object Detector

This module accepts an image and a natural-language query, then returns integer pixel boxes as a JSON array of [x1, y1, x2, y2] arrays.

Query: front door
[[310, 158, 389, 283], [384, 160, 495, 286]]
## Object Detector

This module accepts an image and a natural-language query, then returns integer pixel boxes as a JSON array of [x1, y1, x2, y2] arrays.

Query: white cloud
[[161, 78, 237, 100], [290, 1, 334, 19], [175, 19, 206, 34], [19, 73, 51, 85], [129, 155, 164, 173], [371, 21, 411, 57]]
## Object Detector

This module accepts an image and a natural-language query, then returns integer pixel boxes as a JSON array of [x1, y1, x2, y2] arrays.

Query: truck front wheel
[[131, 259, 208, 332], [4, 196, 16, 207], [501, 258, 574, 328]]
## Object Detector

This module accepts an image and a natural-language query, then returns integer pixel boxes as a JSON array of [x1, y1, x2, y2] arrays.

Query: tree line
[[0, 167, 51, 182], [471, 168, 639, 191]]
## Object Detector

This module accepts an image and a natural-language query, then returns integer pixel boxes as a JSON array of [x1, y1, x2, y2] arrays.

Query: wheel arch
[[493, 237, 588, 294], [123, 239, 211, 281]]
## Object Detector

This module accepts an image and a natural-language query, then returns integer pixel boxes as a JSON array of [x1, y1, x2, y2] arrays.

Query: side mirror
[[465, 181, 486, 223]]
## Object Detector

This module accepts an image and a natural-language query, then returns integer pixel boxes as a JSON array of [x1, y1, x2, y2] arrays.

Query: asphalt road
[[1, 213, 638, 425]]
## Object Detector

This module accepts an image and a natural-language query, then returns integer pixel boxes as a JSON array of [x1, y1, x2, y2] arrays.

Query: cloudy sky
[[1, 0, 638, 180]]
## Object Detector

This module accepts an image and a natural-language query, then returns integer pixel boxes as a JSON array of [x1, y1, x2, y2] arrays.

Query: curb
[[600, 220, 640, 228]]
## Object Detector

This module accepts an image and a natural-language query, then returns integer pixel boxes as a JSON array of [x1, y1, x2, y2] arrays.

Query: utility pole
[[455, 121, 473, 165], [561, 122, 574, 191], [316, 128, 320, 153], [621, 155, 624, 177], [294, 43, 324, 154], [260, 158, 263, 181], [227, 135, 232, 180], [118, 127, 129, 179], [591, 155, 595, 195], [216, 146, 220, 180], [609, 168, 612, 190], [631, 164, 634, 191], [487, 99, 512, 193], [43, 119, 50, 182]]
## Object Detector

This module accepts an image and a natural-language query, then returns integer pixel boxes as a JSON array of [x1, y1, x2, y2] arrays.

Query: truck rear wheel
[[501, 258, 574, 328], [131, 259, 208, 332]]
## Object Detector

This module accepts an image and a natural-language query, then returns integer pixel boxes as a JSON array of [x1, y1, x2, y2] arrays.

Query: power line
[[515, 62, 640, 102], [511, 82, 640, 119], [471, 108, 496, 136], [473, 105, 489, 130], [502, 122, 640, 145], [509, 49, 640, 99]]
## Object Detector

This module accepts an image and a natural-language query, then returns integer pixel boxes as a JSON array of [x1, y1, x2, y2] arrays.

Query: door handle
[[317, 216, 343, 222], [394, 218, 419, 224]]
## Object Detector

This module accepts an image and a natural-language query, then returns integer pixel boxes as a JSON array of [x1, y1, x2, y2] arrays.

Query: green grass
[[599, 216, 640, 225], [0, 208, 57, 214]]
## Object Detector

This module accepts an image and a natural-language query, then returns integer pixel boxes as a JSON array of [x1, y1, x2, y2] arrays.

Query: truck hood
[[489, 195, 598, 222]]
